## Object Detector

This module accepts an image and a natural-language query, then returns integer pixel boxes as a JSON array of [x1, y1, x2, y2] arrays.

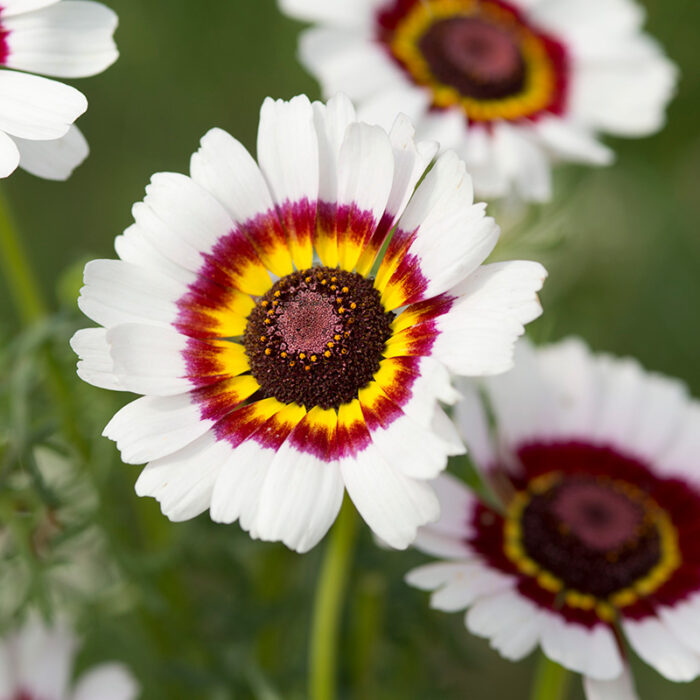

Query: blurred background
[[0, 0, 698, 697]]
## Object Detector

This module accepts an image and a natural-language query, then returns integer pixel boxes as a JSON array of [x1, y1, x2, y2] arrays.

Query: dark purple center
[[521, 477, 661, 597], [419, 17, 526, 99], [244, 267, 394, 409], [275, 290, 340, 355]]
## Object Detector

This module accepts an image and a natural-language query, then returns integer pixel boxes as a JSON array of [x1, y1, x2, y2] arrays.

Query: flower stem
[[0, 187, 47, 324], [309, 497, 359, 700], [530, 654, 571, 700]]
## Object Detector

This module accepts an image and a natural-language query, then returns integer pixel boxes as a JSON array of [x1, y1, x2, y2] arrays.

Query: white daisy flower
[[0, 0, 118, 180], [407, 337, 700, 698], [70, 93, 546, 553], [0, 616, 138, 700], [280, 0, 678, 202]]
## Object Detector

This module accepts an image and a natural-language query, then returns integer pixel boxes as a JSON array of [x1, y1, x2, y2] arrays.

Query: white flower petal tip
[[0, 618, 138, 700], [73, 94, 544, 552], [583, 666, 638, 700], [0, 0, 118, 179], [281, 0, 678, 202], [406, 335, 700, 686]]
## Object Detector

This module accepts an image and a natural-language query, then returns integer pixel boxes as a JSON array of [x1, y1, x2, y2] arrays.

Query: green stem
[[530, 654, 571, 700], [0, 187, 47, 324], [309, 497, 359, 700], [0, 188, 88, 459]]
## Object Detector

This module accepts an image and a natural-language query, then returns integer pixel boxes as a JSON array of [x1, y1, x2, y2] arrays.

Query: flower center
[[244, 267, 394, 410], [419, 17, 526, 99], [518, 475, 664, 598]]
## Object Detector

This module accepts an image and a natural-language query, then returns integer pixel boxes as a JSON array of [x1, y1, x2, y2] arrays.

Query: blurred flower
[[0, 0, 118, 180], [281, 0, 677, 203], [0, 616, 138, 700], [71, 93, 545, 552], [407, 338, 700, 698]]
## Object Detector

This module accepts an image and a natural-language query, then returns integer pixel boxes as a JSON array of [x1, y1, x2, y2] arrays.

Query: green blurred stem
[[0, 188, 88, 459], [309, 498, 359, 700], [0, 187, 47, 323], [530, 655, 571, 700]]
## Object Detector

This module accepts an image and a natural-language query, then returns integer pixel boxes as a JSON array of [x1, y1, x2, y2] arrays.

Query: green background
[[1, 0, 699, 698]]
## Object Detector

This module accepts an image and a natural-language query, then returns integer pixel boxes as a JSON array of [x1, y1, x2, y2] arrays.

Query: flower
[[71, 93, 546, 552], [0, 0, 118, 180], [0, 616, 138, 700], [407, 338, 700, 698], [280, 0, 677, 202]]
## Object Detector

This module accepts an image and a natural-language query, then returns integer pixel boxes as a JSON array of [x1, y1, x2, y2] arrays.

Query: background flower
[[0, 0, 118, 180], [0, 616, 138, 700], [408, 338, 700, 698], [280, 0, 677, 202]]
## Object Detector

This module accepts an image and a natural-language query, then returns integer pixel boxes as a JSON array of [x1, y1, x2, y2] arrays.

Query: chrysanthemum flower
[[280, 0, 677, 202], [0, 616, 138, 700], [71, 93, 545, 552], [408, 338, 700, 697], [0, 0, 118, 180]]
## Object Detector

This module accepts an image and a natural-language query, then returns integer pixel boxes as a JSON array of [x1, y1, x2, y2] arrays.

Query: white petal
[[429, 562, 512, 612], [540, 613, 623, 680], [299, 27, 405, 102], [4, 0, 118, 78], [337, 120, 394, 222], [114, 224, 196, 287], [453, 379, 495, 468], [368, 411, 460, 481], [571, 54, 677, 137], [623, 616, 700, 682], [106, 323, 190, 396], [415, 108, 466, 153], [382, 113, 438, 230], [0, 129, 21, 177], [103, 393, 212, 465], [358, 82, 430, 134], [535, 117, 614, 166], [0, 70, 86, 139], [279, 0, 377, 27], [464, 127, 510, 201], [70, 327, 122, 391], [71, 663, 138, 700], [253, 422, 344, 553], [659, 403, 700, 482], [340, 443, 439, 549], [388, 151, 499, 305], [137, 172, 238, 271], [135, 432, 228, 521], [583, 666, 638, 700], [492, 122, 552, 203], [14, 617, 76, 700], [589, 354, 689, 463], [78, 259, 183, 329], [532, 0, 644, 37], [433, 261, 546, 376], [0, 0, 60, 16], [405, 561, 470, 589], [257, 94, 318, 209], [413, 472, 477, 551], [466, 589, 541, 661], [312, 92, 357, 205], [210, 439, 277, 530], [190, 127, 276, 226], [15, 124, 87, 179]]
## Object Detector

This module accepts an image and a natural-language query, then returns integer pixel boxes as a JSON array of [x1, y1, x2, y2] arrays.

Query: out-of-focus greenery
[[0, 0, 698, 698]]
